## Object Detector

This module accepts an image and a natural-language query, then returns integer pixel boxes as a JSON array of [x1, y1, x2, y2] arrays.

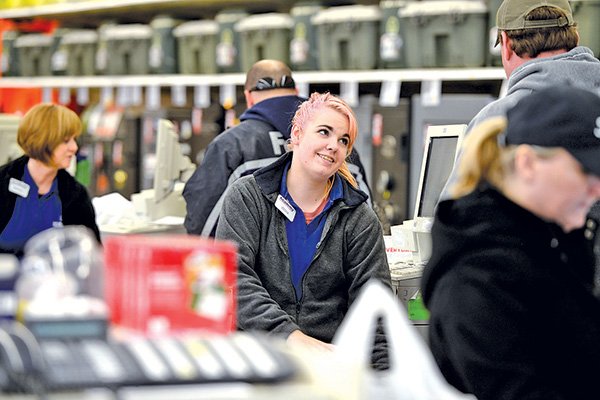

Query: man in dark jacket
[[183, 59, 371, 236]]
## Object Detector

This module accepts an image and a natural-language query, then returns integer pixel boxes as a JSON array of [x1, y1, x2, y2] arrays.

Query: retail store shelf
[[0, 0, 295, 20], [0, 68, 506, 88]]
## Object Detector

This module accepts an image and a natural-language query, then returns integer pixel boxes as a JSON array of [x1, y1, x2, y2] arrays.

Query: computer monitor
[[0, 114, 22, 166], [413, 124, 466, 220], [153, 118, 194, 202], [130, 119, 195, 221], [390, 124, 466, 265]]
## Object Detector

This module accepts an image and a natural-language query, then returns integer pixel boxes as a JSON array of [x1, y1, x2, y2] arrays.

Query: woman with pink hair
[[216, 92, 391, 368]]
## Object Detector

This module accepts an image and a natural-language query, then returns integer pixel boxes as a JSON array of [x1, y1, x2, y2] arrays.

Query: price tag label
[[194, 85, 210, 109]]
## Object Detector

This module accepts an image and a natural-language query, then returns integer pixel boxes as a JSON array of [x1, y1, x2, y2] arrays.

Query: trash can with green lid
[[235, 13, 293, 73], [104, 24, 152, 75], [571, 0, 600, 57], [399, 0, 488, 68], [14, 33, 55, 76], [149, 15, 179, 74], [379, 0, 409, 69], [59, 29, 98, 76], [215, 9, 248, 73], [1, 30, 20, 77], [312, 5, 381, 70], [289, 2, 323, 71], [173, 20, 218, 74]]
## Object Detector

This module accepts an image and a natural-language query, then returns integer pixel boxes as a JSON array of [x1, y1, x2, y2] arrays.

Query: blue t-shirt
[[280, 164, 343, 301], [0, 166, 62, 256]]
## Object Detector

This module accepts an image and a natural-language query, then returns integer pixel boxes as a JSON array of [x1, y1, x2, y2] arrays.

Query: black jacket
[[421, 184, 600, 400], [0, 156, 101, 256], [182, 95, 372, 236]]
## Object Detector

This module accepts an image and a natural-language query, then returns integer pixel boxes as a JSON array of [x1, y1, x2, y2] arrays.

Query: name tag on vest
[[275, 194, 296, 222]]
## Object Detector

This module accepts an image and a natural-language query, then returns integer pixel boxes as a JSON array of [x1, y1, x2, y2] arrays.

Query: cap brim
[[573, 147, 600, 177]]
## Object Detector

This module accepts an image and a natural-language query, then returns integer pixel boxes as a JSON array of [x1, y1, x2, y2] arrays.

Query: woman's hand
[[286, 330, 336, 352]]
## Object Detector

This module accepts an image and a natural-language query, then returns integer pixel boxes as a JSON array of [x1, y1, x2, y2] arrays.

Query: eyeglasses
[[248, 75, 296, 92]]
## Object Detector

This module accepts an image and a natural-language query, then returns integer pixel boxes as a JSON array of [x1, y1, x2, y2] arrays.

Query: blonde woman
[[422, 86, 600, 400], [216, 92, 391, 368], [0, 103, 100, 263]]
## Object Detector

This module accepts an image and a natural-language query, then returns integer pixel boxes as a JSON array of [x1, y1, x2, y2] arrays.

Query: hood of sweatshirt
[[239, 95, 305, 139]]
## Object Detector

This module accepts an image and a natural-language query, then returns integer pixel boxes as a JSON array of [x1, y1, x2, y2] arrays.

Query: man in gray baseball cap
[[442, 0, 600, 201]]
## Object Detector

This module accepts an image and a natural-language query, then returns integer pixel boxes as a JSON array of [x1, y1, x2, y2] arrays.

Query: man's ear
[[500, 31, 514, 61], [244, 90, 255, 108]]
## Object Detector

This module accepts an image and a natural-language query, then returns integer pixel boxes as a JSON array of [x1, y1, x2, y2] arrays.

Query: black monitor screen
[[416, 136, 458, 218]]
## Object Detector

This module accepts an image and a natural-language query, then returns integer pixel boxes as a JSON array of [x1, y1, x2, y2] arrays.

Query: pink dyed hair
[[291, 92, 358, 188]]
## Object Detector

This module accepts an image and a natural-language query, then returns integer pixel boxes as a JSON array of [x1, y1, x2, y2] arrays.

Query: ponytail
[[451, 116, 509, 198]]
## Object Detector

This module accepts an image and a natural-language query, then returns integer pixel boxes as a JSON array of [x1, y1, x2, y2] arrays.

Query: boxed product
[[104, 235, 237, 336]]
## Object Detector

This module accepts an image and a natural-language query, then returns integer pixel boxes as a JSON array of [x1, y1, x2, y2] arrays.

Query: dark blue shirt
[[280, 163, 343, 300], [0, 166, 62, 256]]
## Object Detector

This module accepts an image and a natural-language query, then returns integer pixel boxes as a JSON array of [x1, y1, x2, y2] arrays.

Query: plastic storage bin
[[379, 0, 409, 69], [173, 19, 218, 74], [400, 0, 488, 68], [572, 0, 600, 57], [56, 29, 98, 76], [215, 9, 248, 73], [235, 13, 294, 73], [313, 5, 381, 70], [104, 235, 237, 335], [486, 0, 502, 66], [149, 15, 179, 74], [14, 33, 55, 76], [104, 24, 152, 75], [1, 30, 20, 77], [289, 2, 323, 71]]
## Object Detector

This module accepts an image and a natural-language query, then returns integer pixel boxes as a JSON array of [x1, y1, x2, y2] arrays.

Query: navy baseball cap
[[505, 86, 600, 176]]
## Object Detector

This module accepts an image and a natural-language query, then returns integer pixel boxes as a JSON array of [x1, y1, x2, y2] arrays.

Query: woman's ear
[[514, 145, 537, 181], [290, 126, 301, 145]]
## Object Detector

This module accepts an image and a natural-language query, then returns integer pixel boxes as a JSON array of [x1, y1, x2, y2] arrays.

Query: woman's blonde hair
[[290, 92, 358, 194], [452, 117, 512, 198], [18, 103, 82, 166], [452, 116, 561, 198]]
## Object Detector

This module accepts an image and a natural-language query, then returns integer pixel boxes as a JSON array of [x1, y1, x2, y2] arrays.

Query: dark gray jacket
[[216, 152, 391, 367]]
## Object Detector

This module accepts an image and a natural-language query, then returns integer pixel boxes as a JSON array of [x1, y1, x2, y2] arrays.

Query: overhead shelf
[[0, 0, 296, 22], [0, 68, 506, 88]]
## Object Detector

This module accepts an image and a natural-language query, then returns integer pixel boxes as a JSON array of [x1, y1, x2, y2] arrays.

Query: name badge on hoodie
[[275, 194, 296, 222], [8, 178, 30, 198]]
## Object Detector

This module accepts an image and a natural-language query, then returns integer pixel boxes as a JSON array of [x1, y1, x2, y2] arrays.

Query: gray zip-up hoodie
[[443, 46, 600, 201], [216, 152, 392, 368]]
